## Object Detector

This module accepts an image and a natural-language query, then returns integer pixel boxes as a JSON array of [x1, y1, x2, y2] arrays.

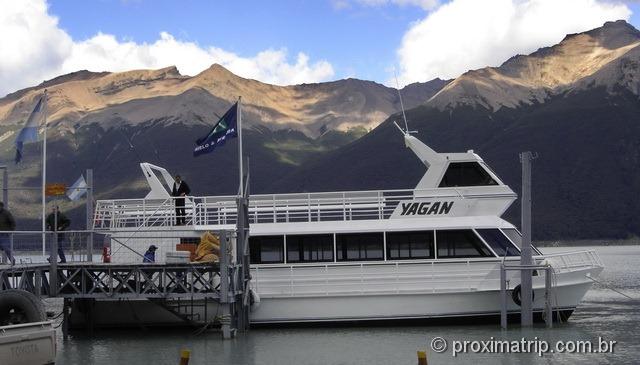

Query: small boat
[[0, 321, 56, 365]]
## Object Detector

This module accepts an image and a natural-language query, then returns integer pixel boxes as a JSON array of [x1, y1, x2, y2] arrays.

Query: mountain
[[0, 64, 447, 138], [2, 20, 638, 240], [271, 20, 640, 240], [0, 64, 448, 227], [429, 20, 640, 111]]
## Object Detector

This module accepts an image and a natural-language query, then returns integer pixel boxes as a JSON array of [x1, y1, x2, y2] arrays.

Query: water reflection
[[56, 246, 640, 364]]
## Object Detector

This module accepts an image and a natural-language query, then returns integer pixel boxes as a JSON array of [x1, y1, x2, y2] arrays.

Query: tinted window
[[439, 162, 498, 187], [502, 228, 542, 255], [436, 230, 494, 258], [336, 233, 384, 261], [476, 229, 520, 256], [250, 236, 284, 264], [286, 234, 334, 263], [386, 231, 434, 260]]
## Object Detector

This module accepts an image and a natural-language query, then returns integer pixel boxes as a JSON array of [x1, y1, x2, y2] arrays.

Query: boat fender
[[0, 289, 46, 325], [511, 284, 535, 307], [250, 289, 261, 311]]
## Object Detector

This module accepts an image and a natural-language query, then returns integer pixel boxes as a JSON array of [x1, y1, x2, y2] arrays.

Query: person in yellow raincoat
[[193, 231, 220, 262]]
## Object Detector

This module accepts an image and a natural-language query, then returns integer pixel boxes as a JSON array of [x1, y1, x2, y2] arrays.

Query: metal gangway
[[0, 229, 247, 339]]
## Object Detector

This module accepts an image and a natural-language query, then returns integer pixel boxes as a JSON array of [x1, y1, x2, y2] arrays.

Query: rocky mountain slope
[[0, 64, 447, 226], [429, 20, 640, 111], [273, 21, 640, 240]]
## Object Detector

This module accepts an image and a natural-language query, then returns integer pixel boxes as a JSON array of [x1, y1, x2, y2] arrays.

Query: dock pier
[[0, 229, 248, 339]]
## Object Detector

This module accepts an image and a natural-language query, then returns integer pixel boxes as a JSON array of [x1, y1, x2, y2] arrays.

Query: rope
[[585, 274, 638, 301]]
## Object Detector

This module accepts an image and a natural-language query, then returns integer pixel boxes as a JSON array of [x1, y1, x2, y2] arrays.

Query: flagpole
[[237, 96, 243, 197], [41, 90, 48, 256]]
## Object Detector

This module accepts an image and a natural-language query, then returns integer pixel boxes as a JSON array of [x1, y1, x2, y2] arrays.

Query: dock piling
[[179, 349, 191, 365], [417, 350, 427, 365]]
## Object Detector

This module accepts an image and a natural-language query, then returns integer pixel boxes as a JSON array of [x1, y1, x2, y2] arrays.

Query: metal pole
[[219, 230, 232, 339], [42, 90, 48, 256], [86, 169, 94, 262], [545, 266, 553, 328], [500, 264, 507, 329], [520, 151, 534, 326], [1, 166, 7, 207], [237, 97, 243, 197], [49, 211, 58, 297]]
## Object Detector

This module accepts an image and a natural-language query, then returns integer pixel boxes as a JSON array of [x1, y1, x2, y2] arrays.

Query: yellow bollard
[[179, 349, 191, 365], [417, 350, 428, 365]]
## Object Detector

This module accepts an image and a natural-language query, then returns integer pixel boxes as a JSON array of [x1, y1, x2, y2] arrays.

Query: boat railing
[[93, 187, 516, 230], [537, 249, 603, 273], [249, 250, 602, 297]]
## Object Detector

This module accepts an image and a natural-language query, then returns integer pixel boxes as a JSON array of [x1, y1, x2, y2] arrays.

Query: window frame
[[474, 228, 521, 257], [285, 234, 334, 263], [249, 235, 285, 264], [385, 230, 435, 260], [438, 161, 499, 188], [336, 232, 385, 262], [434, 229, 496, 259]]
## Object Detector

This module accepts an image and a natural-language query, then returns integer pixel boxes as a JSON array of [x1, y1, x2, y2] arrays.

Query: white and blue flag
[[15, 96, 44, 163], [67, 174, 88, 201]]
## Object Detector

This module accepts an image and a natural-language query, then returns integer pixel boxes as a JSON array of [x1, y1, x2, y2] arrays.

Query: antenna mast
[[394, 69, 410, 133]]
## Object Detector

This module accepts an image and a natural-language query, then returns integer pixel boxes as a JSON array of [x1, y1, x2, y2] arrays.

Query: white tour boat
[[86, 132, 603, 326]]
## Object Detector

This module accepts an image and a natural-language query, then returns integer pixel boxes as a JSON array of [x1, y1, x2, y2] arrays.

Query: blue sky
[[48, 0, 426, 82], [1, 0, 639, 96]]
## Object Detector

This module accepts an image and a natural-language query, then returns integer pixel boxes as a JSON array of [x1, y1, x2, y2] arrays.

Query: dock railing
[[0, 230, 103, 265], [93, 187, 516, 230]]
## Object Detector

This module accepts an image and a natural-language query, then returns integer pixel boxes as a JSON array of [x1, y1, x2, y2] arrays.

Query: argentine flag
[[15, 96, 44, 163], [67, 174, 88, 201]]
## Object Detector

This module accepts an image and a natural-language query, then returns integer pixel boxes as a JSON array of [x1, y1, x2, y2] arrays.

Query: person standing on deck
[[0, 202, 16, 265], [46, 206, 70, 263], [171, 175, 191, 225]]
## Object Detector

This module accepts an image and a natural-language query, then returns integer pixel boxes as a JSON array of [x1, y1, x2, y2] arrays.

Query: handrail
[[249, 250, 602, 297], [94, 186, 517, 229]]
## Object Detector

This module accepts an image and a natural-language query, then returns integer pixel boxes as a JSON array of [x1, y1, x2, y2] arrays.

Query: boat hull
[[68, 266, 598, 328]]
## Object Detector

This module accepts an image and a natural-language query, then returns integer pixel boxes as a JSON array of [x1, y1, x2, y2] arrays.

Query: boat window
[[439, 162, 498, 187], [286, 234, 334, 263], [249, 235, 284, 264], [436, 229, 494, 258], [475, 229, 520, 256], [336, 233, 384, 261], [386, 231, 434, 260], [501, 228, 542, 255]]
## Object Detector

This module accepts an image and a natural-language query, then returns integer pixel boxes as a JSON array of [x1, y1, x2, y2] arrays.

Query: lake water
[[50, 245, 639, 364]]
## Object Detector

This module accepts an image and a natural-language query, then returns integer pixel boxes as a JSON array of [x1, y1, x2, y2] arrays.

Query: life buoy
[[0, 289, 46, 325], [511, 284, 535, 306]]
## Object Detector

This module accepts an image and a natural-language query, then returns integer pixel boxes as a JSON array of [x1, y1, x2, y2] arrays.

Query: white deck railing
[[250, 250, 602, 297], [93, 188, 515, 230]]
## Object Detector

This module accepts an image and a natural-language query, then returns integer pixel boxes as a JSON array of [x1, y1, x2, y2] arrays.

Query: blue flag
[[15, 96, 44, 163], [67, 174, 88, 201], [194, 103, 238, 157]]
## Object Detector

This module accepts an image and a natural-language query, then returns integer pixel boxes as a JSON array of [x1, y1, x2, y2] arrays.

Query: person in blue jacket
[[143, 245, 157, 263]]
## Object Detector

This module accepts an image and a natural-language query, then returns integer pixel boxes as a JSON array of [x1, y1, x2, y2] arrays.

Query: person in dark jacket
[[46, 206, 70, 263], [171, 175, 191, 225], [0, 202, 16, 265], [143, 245, 157, 263]]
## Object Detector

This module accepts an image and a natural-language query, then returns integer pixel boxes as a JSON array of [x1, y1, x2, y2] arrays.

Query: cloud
[[395, 0, 632, 86], [0, 0, 334, 96], [0, 0, 73, 96]]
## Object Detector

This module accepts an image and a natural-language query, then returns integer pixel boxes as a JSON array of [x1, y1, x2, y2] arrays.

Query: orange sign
[[45, 183, 67, 196]]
